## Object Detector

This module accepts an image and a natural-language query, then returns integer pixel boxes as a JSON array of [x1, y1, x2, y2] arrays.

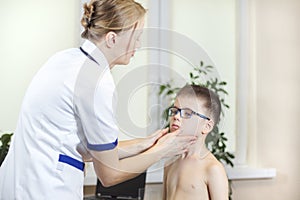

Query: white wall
[[0, 0, 80, 132], [232, 0, 300, 199]]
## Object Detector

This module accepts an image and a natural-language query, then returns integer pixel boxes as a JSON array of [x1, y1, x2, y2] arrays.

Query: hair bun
[[82, 3, 95, 28], [81, 0, 146, 41]]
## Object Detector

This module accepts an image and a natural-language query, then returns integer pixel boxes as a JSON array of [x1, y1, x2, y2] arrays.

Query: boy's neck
[[184, 135, 210, 159]]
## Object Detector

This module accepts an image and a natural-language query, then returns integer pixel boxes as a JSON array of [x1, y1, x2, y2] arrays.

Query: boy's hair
[[176, 84, 221, 125]]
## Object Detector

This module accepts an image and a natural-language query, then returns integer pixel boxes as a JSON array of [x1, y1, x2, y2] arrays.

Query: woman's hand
[[142, 128, 169, 149], [117, 128, 169, 159], [151, 129, 197, 158]]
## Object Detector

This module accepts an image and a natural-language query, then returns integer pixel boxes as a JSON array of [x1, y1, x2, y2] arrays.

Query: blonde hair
[[81, 0, 146, 42]]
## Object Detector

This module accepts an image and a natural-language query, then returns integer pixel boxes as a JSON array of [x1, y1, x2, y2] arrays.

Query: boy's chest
[[167, 160, 208, 192]]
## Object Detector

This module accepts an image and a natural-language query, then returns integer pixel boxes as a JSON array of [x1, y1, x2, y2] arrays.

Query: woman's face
[[113, 18, 145, 65], [169, 96, 210, 136]]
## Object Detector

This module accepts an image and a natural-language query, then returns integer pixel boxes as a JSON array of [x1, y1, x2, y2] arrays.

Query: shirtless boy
[[163, 84, 228, 200]]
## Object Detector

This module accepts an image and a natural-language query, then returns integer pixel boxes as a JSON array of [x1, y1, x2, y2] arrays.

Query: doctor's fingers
[[161, 136, 195, 158], [156, 129, 182, 145], [173, 135, 197, 149], [163, 129, 196, 144], [162, 135, 196, 155], [149, 127, 170, 142]]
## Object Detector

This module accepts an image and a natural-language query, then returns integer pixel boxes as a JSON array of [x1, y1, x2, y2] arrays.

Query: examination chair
[[84, 172, 146, 200]]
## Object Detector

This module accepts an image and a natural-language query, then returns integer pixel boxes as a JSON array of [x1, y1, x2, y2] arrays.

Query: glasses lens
[[168, 107, 178, 116], [181, 108, 193, 118]]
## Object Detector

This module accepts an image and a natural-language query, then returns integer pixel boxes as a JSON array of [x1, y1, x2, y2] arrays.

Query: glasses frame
[[168, 106, 210, 120]]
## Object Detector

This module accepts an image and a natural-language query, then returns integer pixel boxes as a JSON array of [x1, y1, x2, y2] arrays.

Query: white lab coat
[[0, 40, 119, 199]]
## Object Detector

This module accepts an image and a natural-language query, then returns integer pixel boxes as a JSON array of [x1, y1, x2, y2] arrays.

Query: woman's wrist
[[137, 135, 157, 152], [135, 137, 149, 152], [143, 142, 165, 161], [143, 129, 167, 150]]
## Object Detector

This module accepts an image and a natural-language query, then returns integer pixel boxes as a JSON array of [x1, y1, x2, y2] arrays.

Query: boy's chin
[[170, 124, 200, 136], [169, 127, 193, 135], [170, 127, 180, 133]]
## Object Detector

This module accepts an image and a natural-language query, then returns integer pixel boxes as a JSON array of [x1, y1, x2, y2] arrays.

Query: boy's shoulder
[[203, 153, 227, 180], [204, 153, 225, 170]]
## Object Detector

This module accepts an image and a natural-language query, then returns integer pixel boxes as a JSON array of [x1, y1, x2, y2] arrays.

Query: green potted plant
[[159, 61, 234, 199], [0, 132, 13, 166]]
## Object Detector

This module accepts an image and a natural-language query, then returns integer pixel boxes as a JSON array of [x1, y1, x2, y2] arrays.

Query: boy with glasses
[[163, 84, 228, 200]]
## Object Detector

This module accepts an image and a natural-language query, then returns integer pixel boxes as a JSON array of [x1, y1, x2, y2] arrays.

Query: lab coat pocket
[[55, 155, 85, 198]]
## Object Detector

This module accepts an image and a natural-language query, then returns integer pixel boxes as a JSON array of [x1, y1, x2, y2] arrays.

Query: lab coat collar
[[81, 40, 109, 69]]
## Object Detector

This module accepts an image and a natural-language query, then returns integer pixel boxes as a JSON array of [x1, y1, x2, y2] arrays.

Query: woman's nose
[[135, 41, 141, 49]]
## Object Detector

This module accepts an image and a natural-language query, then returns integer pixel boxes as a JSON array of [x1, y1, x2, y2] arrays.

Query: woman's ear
[[105, 31, 117, 48], [202, 120, 214, 135]]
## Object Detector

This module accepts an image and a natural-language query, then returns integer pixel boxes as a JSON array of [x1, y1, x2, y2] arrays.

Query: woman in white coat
[[0, 0, 196, 199]]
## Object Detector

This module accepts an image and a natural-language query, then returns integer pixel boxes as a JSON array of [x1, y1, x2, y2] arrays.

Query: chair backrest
[[95, 172, 146, 199]]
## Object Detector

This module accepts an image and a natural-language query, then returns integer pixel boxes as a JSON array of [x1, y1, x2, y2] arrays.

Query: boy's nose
[[173, 111, 181, 120]]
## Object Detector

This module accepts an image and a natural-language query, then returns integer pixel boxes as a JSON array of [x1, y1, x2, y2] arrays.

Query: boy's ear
[[105, 31, 117, 48], [202, 120, 214, 135]]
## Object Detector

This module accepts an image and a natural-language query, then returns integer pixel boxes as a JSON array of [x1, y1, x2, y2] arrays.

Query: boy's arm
[[163, 165, 170, 200], [207, 163, 229, 200]]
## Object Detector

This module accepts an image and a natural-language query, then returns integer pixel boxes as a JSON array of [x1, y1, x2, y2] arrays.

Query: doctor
[[0, 0, 196, 199]]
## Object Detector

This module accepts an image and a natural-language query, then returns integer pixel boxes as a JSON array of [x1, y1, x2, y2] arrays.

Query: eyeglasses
[[168, 106, 210, 120]]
